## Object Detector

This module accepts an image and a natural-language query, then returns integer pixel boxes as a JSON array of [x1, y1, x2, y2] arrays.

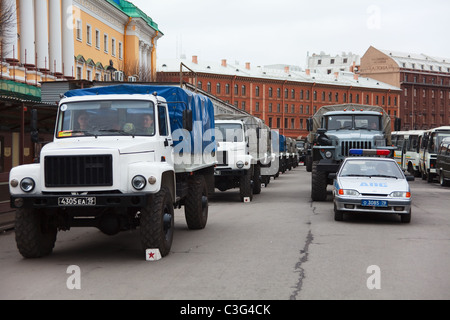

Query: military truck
[[9, 85, 216, 258], [306, 104, 396, 201], [214, 114, 270, 201]]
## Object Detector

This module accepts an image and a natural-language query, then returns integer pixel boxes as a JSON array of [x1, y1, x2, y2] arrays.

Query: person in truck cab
[[139, 113, 155, 135], [77, 111, 91, 131]]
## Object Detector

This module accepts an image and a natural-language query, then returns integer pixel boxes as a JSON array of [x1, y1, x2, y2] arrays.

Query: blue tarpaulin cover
[[64, 84, 216, 157]]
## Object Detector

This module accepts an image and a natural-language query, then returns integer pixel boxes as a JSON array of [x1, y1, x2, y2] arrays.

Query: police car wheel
[[400, 209, 411, 223]]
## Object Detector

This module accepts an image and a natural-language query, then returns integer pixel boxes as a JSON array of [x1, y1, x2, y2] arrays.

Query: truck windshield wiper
[[98, 129, 134, 136], [342, 174, 368, 177]]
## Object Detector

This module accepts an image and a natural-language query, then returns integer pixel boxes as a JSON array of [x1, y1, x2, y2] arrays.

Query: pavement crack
[[290, 227, 313, 300]]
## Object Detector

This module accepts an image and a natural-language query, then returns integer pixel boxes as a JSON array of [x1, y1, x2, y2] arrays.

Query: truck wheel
[[15, 208, 57, 258], [439, 172, 449, 187], [185, 175, 208, 229], [140, 187, 174, 257], [240, 169, 253, 202], [311, 161, 328, 201], [305, 155, 312, 172], [252, 164, 262, 195]]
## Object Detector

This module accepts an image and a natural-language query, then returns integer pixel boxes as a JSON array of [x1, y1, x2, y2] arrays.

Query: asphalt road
[[1, 165, 449, 300]]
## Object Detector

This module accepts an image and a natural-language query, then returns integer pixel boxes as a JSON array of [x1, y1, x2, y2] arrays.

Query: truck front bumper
[[11, 192, 148, 209]]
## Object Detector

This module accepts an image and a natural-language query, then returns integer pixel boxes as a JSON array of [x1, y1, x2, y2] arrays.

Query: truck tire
[[15, 208, 57, 258], [185, 175, 208, 230], [305, 155, 312, 172], [140, 187, 174, 257], [311, 160, 328, 201], [240, 169, 253, 202], [252, 164, 262, 194]]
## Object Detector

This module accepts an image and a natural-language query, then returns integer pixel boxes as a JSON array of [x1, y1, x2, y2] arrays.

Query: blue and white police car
[[332, 149, 414, 223]]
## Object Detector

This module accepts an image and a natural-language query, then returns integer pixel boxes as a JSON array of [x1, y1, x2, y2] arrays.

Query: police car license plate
[[361, 199, 388, 207], [58, 197, 96, 206]]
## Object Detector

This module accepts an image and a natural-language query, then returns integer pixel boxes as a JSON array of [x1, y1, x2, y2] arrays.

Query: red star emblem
[[148, 252, 155, 259]]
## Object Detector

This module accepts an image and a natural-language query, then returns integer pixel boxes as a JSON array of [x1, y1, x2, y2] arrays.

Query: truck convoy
[[9, 84, 216, 259], [213, 114, 272, 202], [306, 104, 396, 201]]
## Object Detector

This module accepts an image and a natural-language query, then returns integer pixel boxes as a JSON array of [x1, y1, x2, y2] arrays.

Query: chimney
[[245, 62, 251, 70], [221, 59, 227, 67], [334, 72, 339, 79], [305, 69, 310, 75], [284, 66, 290, 73], [192, 55, 198, 64]]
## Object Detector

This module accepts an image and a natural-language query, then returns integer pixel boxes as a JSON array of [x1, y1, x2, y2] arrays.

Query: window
[[158, 105, 168, 136], [241, 101, 246, 111], [216, 83, 221, 94], [268, 103, 272, 112], [234, 84, 238, 95], [268, 118, 273, 128], [291, 89, 295, 99], [300, 90, 304, 100], [111, 38, 116, 57], [277, 88, 281, 98], [330, 58, 335, 64], [103, 34, 109, 53], [255, 102, 260, 112], [95, 29, 100, 49], [241, 85, 246, 96], [207, 82, 211, 93], [118, 42, 123, 60], [291, 118, 295, 129], [284, 118, 288, 129], [276, 118, 280, 128], [76, 20, 82, 41], [255, 86, 260, 97], [225, 84, 230, 94], [76, 66, 82, 80], [86, 24, 92, 45], [269, 87, 273, 97]]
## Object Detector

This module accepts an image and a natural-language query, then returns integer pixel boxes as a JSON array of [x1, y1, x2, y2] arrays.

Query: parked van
[[436, 137, 450, 186], [419, 126, 450, 182]]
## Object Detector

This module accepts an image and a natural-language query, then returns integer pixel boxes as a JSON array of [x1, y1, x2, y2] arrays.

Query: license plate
[[361, 199, 388, 207], [58, 197, 96, 206]]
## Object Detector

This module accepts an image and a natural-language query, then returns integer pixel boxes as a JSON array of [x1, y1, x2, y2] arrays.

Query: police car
[[332, 149, 414, 223]]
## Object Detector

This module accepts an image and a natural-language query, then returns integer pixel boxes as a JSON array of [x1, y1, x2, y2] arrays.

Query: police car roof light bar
[[349, 149, 390, 156]]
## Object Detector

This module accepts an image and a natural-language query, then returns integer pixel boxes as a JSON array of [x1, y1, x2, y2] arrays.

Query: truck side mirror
[[30, 109, 39, 143], [182, 109, 192, 131], [306, 118, 313, 132]]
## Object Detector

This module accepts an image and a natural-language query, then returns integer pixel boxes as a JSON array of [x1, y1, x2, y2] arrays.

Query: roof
[[378, 49, 450, 73], [105, 0, 163, 34], [158, 57, 401, 91]]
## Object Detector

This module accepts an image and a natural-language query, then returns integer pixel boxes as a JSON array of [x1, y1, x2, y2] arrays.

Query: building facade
[[360, 46, 450, 130], [306, 51, 360, 75], [158, 56, 401, 138], [0, 0, 162, 86]]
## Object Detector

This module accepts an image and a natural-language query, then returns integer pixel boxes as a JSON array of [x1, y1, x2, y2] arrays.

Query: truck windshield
[[56, 100, 155, 138], [215, 123, 244, 142], [325, 114, 381, 130]]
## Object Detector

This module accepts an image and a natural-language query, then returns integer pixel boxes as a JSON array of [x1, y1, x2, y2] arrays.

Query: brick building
[[157, 56, 402, 138], [360, 46, 450, 130]]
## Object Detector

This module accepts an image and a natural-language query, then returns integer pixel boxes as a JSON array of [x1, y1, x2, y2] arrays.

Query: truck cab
[[213, 114, 267, 202]]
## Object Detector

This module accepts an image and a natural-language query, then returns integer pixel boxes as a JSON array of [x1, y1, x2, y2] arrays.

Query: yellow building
[[0, 0, 163, 85]]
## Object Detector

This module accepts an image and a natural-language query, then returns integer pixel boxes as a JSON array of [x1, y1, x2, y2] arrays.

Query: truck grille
[[45, 155, 113, 187], [216, 151, 227, 166], [341, 141, 372, 156]]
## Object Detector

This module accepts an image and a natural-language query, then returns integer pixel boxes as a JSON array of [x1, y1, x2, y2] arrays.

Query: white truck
[[213, 114, 271, 202], [9, 85, 216, 259]]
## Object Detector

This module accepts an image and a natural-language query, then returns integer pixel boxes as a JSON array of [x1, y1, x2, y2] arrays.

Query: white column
[[62, 0, 75, 78], [2, 0, 18, 61], [19, 0, 35, 67], [35, 0, 49, 70], [49, 0, 62, 75]]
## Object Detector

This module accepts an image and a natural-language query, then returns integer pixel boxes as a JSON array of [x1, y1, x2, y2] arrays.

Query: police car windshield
[[341, 160, 403, 179]]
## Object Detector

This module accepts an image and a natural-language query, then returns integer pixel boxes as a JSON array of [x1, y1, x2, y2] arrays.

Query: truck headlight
[[236, 161, 244, 169], [325, 151, 333, 159], [132, 175, 147, 190], [20, 177, 35, 192]]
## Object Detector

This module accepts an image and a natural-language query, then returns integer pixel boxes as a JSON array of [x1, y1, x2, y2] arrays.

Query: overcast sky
[[132, 0, 450, 68]]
